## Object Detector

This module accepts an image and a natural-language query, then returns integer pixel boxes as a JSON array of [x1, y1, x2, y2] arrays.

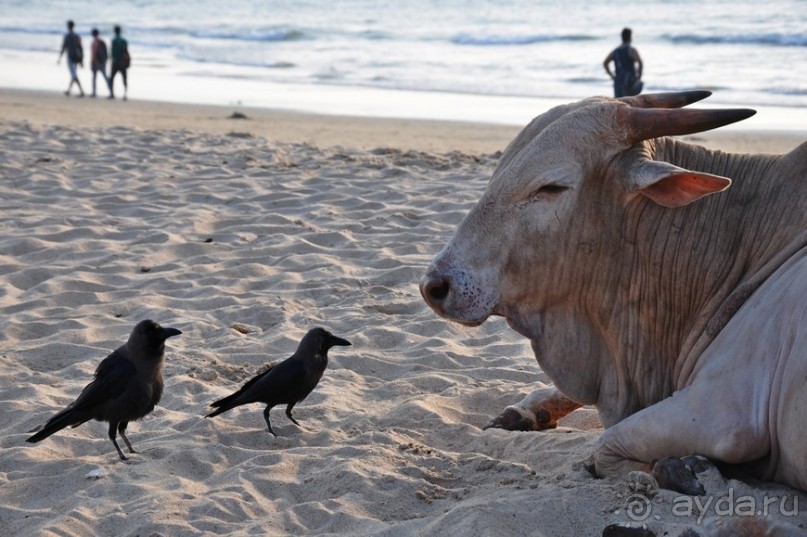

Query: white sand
[[0, 89, 805, 536]]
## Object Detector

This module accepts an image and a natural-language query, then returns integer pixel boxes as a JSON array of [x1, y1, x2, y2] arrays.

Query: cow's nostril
[[424, 277, 450, 302]]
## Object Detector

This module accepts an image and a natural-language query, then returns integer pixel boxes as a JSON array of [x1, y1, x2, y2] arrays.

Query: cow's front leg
[[594, 383, 767, 495], [483, 386, 582, 431]]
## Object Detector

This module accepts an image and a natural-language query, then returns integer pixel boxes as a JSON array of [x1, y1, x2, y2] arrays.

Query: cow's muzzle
[[419, 268, 494, 327], [420, 269, 455, 320], [421, 275, 450, 310]]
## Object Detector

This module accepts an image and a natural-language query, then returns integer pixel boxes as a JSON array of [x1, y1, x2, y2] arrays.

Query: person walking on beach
[[109, 25, 130, 100], [58, 20, 85, 97], [90, 28, 111, 98], [603, 27, 643, 97]]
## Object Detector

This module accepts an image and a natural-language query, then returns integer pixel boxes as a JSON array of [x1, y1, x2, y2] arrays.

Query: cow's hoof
[[652, 456, 705, 496], [602, 523, 656, 537], [680, 455, 715, 475], [483, 407, 539, 431]]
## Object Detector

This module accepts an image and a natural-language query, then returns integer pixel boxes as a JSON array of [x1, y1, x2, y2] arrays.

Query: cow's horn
[[621, 107, 757, 143], [620, 90, 712, 109]]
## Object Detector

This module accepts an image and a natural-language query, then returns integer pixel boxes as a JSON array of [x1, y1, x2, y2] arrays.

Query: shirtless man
[[603, 27, 643, 97]]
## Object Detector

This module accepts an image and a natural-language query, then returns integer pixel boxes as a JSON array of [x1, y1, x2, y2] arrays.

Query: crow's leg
[[108, 422, 127, 461], [285, 403, 300, 427], [118, 422, 136, 453], [263, 405, 277, 436]]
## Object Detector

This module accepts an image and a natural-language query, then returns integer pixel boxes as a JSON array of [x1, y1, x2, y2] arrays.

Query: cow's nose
[[421, 275, 451, 307]]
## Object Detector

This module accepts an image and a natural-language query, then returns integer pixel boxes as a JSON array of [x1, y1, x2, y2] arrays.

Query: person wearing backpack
[[603, 27, 644, 97], [58, 20, 85, 97], [109, 25, 130, 101], [90, 28, 111, 98]]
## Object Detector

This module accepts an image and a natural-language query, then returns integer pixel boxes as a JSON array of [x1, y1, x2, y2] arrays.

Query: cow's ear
[[626, 160, 731, 208]]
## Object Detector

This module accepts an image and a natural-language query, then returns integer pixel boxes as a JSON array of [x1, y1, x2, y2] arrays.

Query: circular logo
[[625, 494, 652, 522]]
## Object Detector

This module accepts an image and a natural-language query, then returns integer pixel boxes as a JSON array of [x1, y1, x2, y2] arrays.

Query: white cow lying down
[[420, 92, 806, 499]]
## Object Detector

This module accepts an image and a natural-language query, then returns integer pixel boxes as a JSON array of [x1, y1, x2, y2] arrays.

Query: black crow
[[205, 327, 350, 435], [27, 319, 182, 460]]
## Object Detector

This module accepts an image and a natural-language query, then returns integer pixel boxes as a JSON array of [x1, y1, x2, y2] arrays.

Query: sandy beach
[[0, 88, 805, 537]]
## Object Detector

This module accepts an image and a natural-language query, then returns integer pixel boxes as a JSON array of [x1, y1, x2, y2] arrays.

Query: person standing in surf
[[603, 27, 644, 97]]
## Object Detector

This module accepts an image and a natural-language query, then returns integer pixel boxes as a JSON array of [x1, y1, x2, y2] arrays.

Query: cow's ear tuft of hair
[[625, 160, 732, 208]]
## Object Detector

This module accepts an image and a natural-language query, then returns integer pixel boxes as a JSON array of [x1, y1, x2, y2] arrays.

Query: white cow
[[420, 91, 807, 495]]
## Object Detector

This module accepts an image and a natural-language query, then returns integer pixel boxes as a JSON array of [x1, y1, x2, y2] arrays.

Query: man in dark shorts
[[58, 20, 85, 97], [109, 25, 129, 100], [603, 27, 644, 97]]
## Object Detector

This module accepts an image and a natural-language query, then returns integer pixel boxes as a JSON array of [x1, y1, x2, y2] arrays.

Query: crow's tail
[[205, 391, 244, 418], [204, 406, 227, 419], [26, 410, 83, 443], [206, 366, 270, 419]]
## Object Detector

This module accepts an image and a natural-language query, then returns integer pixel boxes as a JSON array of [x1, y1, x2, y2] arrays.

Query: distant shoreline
[[2, 47, 807, 134], [0, 87, 803, 156]]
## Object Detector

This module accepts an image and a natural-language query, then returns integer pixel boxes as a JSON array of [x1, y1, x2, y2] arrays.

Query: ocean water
[[0, 0, 805, 127]]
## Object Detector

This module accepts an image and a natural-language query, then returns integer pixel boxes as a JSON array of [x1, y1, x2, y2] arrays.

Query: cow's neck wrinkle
[[625, 138, 805, 387]]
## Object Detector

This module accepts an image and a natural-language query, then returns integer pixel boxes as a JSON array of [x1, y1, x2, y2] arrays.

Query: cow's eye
[[530, 184, 568, 200]]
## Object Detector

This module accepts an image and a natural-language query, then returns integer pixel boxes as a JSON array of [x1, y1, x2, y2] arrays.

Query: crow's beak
[[161, 327, 183, 339], [329, 335, 351, 347]]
